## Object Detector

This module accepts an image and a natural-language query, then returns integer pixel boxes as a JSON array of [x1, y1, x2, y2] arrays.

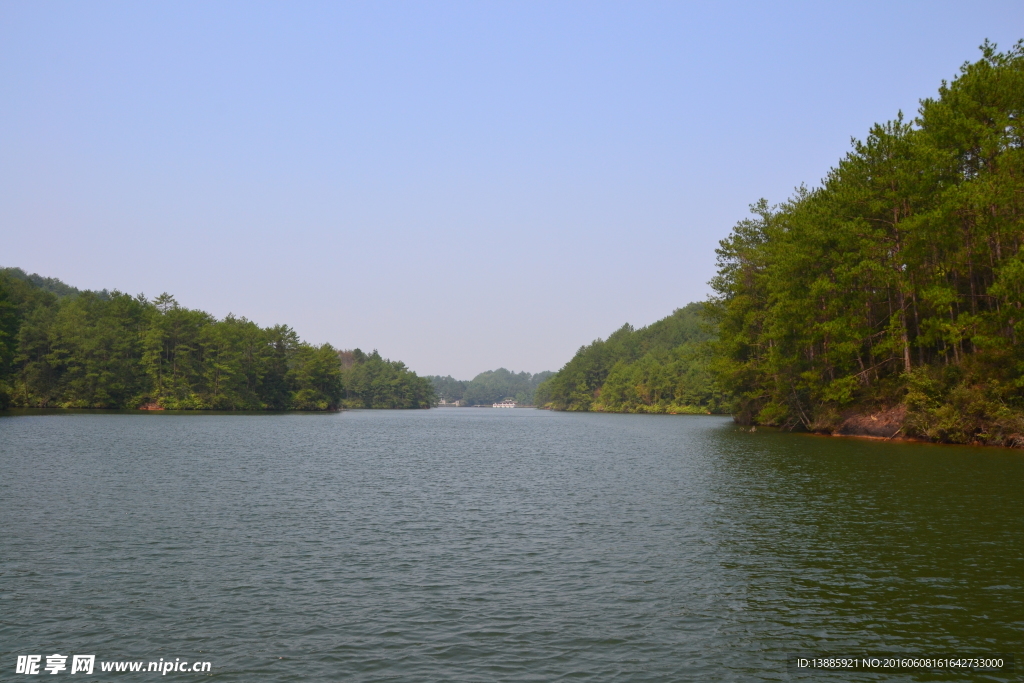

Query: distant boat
[[492, 400, 517, 408]]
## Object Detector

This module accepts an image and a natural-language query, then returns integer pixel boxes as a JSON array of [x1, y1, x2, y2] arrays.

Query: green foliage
[[0, 266, 86, 299], [463, 369, 553, 405], [287, 343, 344, 410], [340, 350, 434, 409], [594, 342, 723, 414], [28, 291, 151, 408], [709, 41, 1024, 445], [0, 278, 21, 409], [427, 369, 553, 405], [0, 274, 430, 411], [537, 303, 722, 413], [426, 375, 467, 403]]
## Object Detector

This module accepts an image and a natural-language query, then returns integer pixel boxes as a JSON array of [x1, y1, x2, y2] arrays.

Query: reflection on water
[[1, 410, 1021, 681]]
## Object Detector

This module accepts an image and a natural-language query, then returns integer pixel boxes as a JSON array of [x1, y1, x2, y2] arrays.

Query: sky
[[2, 1, 1021, 379]]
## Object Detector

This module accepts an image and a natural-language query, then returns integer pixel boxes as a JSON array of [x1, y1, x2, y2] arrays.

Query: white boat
[[492, 400, 517, 408]]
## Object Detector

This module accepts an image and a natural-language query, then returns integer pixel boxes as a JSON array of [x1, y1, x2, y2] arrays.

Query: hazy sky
[[2, 2, 1020, 378]]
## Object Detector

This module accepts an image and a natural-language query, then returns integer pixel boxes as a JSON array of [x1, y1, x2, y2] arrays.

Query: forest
[[0, 268, 433, 411], [427, 369, 554, 406], [534, 303, 722, 414], [708, 41, 1024, 446], [537, 42, 1024, 447]]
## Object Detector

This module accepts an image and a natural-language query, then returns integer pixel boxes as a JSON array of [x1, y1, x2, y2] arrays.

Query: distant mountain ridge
[[0, 266, 96, 299], [427, 369, 554, 406], [534, 302, 722, 414]]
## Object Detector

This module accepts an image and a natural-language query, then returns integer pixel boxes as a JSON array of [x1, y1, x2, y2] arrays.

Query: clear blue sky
[[2, 1, 1021, 378]]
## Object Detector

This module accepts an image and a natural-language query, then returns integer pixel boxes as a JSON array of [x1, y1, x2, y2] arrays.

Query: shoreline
[[740, 403, 1023, 450], [740, 422, 1024, 451], [807, 429, 1023, 450], [0, 407, 345, 416]]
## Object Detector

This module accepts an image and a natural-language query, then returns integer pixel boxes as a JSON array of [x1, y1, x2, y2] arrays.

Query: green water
[[1, 409, 1021, 681]]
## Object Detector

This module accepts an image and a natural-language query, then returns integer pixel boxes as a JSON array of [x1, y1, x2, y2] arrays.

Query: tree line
[[427, 368, 554, 405], [534, 303, 723, 414], [0, 268, 433, 411], [708, 41, 1024, 445], [536, 42, 1024, 446]]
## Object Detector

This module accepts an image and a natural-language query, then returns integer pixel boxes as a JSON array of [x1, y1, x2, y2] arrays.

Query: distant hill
[[0, 266, 100, 298], [427, 369, 554, 406], [534, 302, 723, 414]]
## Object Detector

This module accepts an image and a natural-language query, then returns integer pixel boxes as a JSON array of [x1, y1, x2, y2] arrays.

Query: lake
[[1, 409, 1022, 681]]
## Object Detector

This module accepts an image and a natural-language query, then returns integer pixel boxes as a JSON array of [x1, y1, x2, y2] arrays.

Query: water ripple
[[1, 410, 1022, 681]]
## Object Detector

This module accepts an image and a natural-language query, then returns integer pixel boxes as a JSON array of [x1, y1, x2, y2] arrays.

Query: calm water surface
[[1, 409, 1022, 681]]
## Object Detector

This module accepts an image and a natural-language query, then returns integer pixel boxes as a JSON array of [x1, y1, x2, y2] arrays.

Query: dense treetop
[[1, 267, 91, 299], [708, 41, 1024, 445], [427, 369, 554, 406], [535, 303, 722, 413], [536, 41, 1024, 444], [0, 270, 432, 411]]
